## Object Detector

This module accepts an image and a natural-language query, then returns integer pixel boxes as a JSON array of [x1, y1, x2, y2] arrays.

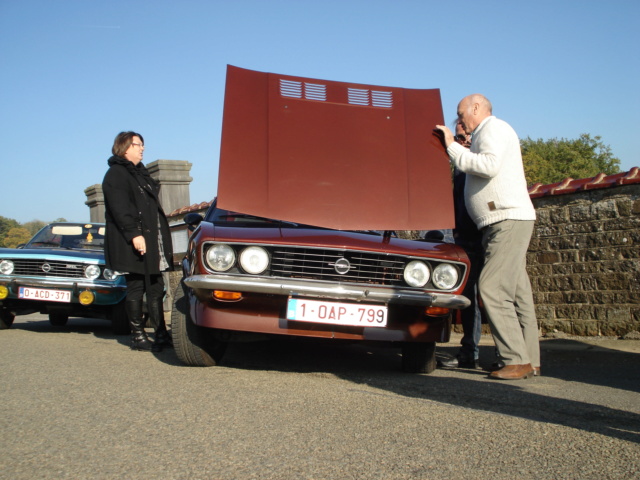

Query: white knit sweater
[[446, 116, 536, 229]]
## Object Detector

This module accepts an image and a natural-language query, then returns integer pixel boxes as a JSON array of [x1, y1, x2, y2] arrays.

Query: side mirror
[[423, 230, 444, 242], [184, 213, 203, 232]]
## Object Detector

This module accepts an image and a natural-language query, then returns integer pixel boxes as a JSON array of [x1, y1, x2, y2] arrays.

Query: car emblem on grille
[[41, 263, 51, 273], [333, 258, 351, 275]]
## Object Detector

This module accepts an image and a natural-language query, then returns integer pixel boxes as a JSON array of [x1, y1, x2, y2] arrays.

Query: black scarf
[[107, 155, 158, 201]]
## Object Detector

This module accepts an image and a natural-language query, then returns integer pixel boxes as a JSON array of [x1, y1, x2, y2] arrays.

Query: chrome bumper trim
[[2, 277, 126, 292], [184, 274, 470, 309]]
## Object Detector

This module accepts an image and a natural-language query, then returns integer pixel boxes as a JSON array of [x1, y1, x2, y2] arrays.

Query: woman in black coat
[[102, 131, 173, 351]]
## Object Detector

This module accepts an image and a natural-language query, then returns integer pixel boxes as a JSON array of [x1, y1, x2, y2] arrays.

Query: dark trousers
[[125, 273, 166, 333], [459, 249, 483, 360]]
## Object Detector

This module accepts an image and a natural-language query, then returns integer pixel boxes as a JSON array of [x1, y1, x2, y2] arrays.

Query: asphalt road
[[1, 314, 639, 480]]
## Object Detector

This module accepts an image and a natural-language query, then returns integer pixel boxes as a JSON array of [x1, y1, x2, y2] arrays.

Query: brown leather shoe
[[489, 363, 534, 380], [533, 367, 541, 376]]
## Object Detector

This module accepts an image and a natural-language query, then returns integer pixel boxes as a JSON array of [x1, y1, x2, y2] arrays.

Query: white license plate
[[286, 298, 388, 327], [18, 287, 71, 303]]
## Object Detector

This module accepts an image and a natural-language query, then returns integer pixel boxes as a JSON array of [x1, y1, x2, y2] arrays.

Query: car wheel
[[0, 310, 15, 329], [49, 312, 68, 326], [110, 300, 130, 335], [171, 281, 227, 366], [401, 341, 436, 374]]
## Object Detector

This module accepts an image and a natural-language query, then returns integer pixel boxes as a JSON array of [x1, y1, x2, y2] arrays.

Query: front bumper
[[184, 274, 470, 309]]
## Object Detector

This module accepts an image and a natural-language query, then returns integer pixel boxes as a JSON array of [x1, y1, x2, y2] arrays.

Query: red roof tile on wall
[[528, 167, 640, 199]]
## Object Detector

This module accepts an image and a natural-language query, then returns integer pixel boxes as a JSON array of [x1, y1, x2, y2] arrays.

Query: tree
[[0, 216, 19, 247], [521, 133, 621, 186], [3, 227, 32, 248], [23, 220, 47, 236]]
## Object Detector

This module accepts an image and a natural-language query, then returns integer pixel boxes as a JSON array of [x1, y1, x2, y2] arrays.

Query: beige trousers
[[479, 220, 540, 366]]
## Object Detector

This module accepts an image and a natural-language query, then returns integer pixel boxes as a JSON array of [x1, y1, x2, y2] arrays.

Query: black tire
[[0, 310, 15, 329], [171, 281, 227, 366], [110, 299, 130, 335], [401, 341, 437, 374], [49, 312, 68, 326]]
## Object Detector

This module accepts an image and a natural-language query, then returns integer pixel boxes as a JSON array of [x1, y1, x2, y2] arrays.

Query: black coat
[[102, 156, 173, 274], [452, 169, 483, 253]]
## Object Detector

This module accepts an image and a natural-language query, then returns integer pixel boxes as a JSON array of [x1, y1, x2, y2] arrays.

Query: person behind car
[[102, 131, 174, 351], [438, 124, 484, 370], [435, 95, 540, 380]]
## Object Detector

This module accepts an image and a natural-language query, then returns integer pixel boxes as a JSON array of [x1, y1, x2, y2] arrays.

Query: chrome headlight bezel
[[403, 260, 431, 288], [0, 259, 14, 275], [239, 246, 270, 275], [432, 263, 459, 290], [103, 268, 120, 281], [205, 244, 236, 272], [84, 264, 101, 280]]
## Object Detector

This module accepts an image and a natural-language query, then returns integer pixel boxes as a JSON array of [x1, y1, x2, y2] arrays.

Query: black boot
[[126, 299, 153, 351], [148, 293, 172, 352]]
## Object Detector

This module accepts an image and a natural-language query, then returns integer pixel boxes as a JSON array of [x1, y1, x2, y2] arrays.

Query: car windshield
[[205, 204, 301, 227], [26, 224, 105, 251]]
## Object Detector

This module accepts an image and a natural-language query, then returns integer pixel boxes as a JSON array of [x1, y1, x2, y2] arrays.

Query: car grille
[[270, 247, 407, 286], [8, 259, 89, 279]]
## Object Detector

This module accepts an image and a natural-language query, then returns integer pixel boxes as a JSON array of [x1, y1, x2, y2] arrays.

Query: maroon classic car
[[171, 66, 471, 373]]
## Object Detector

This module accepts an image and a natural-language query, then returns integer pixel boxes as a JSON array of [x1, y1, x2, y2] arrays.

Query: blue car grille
[[9, 259, 89, 279], [269, 247, 406, 286]]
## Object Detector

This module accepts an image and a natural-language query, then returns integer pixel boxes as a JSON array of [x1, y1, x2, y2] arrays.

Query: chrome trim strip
[[184, 274, 470, 309], [1, 277, 125, 291]]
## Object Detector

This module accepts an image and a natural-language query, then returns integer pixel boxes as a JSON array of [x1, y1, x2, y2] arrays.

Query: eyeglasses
[[131, 143, 144, 148]]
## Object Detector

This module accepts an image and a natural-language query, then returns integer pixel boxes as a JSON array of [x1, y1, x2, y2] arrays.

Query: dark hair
[[112, 131, 144, 157]]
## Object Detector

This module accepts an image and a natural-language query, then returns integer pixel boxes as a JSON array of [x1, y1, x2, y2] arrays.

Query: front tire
[[171, 281, 227, 366], [0, 310, 15, 329], [49, 312, 68, 326], [110, 299, 130, 335], [401, 341, 437, 374]]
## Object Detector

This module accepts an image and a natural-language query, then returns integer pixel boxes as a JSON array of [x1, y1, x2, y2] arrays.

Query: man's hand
[[434, 125, 455, 148]]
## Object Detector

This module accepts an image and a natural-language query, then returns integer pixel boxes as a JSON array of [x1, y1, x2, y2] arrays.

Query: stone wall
[[528, 183, 640, 336]]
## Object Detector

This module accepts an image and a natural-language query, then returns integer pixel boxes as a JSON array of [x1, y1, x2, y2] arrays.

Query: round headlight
[[84, 264, 101, 280], [403, 260, 430, 287], [103, 269, 120, 281], [0, 260, 14, 275], [206, 244, 236, 272], [239, 246, 269, 274], [432, 264, 459, 290]]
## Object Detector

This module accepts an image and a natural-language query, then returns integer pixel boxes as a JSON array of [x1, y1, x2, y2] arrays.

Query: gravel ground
[[0, 314, 638, 480]]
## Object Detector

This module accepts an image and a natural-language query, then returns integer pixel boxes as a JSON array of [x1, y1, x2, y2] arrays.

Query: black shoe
[[457, 355, 481, 369], [131, 333, 153, 351], [152, 330, 173, 352], [487, 360, 505, 372], [436, 352, 459, 368]]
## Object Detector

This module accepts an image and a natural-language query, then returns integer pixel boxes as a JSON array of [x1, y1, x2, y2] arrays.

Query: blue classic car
[[0, 222, 129, 333]]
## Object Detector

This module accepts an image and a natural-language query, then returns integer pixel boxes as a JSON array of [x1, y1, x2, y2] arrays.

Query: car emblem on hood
[[332, 258, 351, 275], [41, 263, 51, 273]]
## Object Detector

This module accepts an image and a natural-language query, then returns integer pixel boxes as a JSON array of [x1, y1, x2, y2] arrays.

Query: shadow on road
[[8, 316, 640, 444]]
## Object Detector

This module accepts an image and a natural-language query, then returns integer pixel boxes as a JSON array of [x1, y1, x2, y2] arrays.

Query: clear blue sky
[[1, 0, 638, 224]]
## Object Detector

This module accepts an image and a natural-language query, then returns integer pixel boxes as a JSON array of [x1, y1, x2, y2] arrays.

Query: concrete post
[[146, 159, 193, 215], [84, 184, 105, 223]]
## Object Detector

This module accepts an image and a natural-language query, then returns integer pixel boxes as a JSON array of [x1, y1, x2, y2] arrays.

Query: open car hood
[[217, 65, 453, 231]]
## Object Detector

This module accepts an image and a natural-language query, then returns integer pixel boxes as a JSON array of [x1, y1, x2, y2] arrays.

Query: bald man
[[435, 95, 540, 380]]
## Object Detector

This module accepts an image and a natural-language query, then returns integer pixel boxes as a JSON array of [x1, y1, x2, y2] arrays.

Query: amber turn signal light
[[425, 306, 450, 317], [213, 290, 243, 301], [0, 285, 8, 300]]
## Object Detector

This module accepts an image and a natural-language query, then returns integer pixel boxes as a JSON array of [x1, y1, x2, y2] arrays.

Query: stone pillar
[[85, 160, 193, 221], [84, 184, 105, 223], [146, 160, 193, 215]]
